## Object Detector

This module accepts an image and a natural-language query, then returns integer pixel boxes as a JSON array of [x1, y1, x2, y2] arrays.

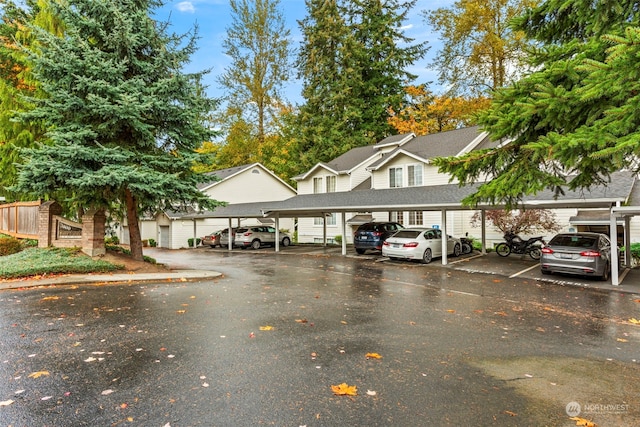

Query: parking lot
[[205, 243, 640, 294]]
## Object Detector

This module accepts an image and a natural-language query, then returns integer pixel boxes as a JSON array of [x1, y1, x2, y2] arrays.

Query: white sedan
[[382, 228, 461, 264]]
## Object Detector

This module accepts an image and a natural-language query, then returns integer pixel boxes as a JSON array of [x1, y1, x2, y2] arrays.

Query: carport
[[187, 173, 637, 286], [610, 206, 640, 285]]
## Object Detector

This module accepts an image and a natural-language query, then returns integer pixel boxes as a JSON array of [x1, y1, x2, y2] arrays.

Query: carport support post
[[323, 215, 327, 246], [441, 209, 448, 265], [610, 212, 619, 285], [227, 217, 233, 250], [624, 216, 631, 267], [275, 214, 280, 252], [341, 212, 347, 256], [481, 210, 487, 255]]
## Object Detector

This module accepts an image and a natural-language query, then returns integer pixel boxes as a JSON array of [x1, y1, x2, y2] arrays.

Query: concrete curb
[[0, 270, 222, 291]]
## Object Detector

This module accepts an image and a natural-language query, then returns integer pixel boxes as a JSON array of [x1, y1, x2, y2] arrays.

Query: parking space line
[[509, 264, 539, 278], [448, 254, 485, 265]]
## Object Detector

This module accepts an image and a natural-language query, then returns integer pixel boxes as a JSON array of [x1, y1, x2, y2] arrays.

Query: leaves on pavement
[[365, 353, 382, 359], [331, 383, 357, 396], [259, 325, 273, 331], [28, 371, 50, 379], [570, 417, 597, 427]]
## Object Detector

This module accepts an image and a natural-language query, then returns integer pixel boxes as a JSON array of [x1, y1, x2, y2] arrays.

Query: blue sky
[[155, 0, 453, 105]]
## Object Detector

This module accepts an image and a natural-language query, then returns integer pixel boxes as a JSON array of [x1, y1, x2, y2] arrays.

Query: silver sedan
[[540, 232, 616, 280], [382, 228, 461, 264]]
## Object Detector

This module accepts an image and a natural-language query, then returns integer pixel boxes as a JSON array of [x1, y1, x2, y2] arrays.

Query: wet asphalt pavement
[[1, 247, 640, 426]]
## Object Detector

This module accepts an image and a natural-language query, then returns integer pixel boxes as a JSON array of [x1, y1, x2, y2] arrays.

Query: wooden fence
[[0, 201, 40, 239]]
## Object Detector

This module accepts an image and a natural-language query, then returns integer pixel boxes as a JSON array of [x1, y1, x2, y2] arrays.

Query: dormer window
[[325, 176, 336, 193], [408, 164, 423, 186], [389, 167, 403, 188]]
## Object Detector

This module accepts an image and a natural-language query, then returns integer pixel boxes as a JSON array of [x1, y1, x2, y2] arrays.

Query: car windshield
[[550, 235, 597, 248], [393, 230, 422, 238]]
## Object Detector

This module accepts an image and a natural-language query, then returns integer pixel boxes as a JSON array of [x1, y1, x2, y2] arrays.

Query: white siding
[[202, 166, 295, 203]]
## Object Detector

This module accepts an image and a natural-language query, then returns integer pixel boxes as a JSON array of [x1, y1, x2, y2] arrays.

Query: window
[[389, 167, 403, 188], [390, 211, 404, 225], [325, 175, 336, 193], [408, 164, 423, 186], [313, 177, 322, 194], [408, 211, 423, 226], [314, 214, 336, 226]]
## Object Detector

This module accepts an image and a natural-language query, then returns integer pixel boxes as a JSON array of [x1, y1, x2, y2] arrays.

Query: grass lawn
[[0, 247, 123, 279]]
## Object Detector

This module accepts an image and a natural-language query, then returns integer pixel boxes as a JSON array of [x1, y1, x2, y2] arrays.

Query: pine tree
[[433, 0, 640, 208], [13, 0, 219, 260], [297, 0, 427, 167]]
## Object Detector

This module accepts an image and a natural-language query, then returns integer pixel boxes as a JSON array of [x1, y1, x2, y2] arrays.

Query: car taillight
[[243, 232, 252, 236], [382, 241, 390, 246], [373, 231, 382, 236], [541, 247, 554, 254], [403, 242, 419, 248], [580, 250, 600, 257]]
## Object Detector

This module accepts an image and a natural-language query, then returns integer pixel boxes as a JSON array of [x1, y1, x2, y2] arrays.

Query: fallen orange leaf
[[28, 371, 50, 379], [446, 309, 456, 313], [259, 326, 273, 331], [504, 410, 517, 416], [617, 338, 628, 342], [176, 310, 186, 314], [365, 353, 383, 359], [331, 383, 357, 396], [629, 318, 640, 324], [570, 416, 597, 427]]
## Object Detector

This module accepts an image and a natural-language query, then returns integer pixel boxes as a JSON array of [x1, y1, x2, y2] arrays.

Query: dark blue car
[[354, 222, 404, 254]]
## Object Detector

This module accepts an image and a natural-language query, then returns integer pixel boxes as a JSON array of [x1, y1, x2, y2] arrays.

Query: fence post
[[81, 208, 106, 256], [38, 201, 62, 248]]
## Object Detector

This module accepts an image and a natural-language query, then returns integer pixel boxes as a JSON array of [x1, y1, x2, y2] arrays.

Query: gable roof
[[367, 126, 494, 170], [198, 163, 296, 194], [293, 145, 382, 180]]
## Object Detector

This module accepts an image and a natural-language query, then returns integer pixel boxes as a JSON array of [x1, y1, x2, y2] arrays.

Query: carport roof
[[183, 171, 637, 219]]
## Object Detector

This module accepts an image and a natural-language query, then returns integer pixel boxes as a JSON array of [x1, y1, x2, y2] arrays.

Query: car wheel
[[600, 263, 610, 281], [209, 245, 216, 248], [462, 243, 473, 254], [453, 243, 461, 257], [422, 248, 432, 264], [251, 240, 261, 250], [541, 268, 552, 275], [282, 237, 291, 247], [529, 248, 541, 260], [495, 243, 511, 257], [355, 248, 365, 255]]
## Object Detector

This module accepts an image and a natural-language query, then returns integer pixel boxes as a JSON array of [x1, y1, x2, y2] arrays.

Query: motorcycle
[[460, 233, 474, 255], [495, 231, 545, 260]]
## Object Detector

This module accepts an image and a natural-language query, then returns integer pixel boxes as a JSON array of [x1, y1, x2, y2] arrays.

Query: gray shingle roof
[[176, 172, 637, 219], [196, 163, 256, 190]]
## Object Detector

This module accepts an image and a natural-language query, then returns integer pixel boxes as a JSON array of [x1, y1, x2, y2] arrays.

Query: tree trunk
[[124, 188, 144, 261]]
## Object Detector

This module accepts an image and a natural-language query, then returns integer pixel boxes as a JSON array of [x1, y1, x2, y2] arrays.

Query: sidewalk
[[0, 270, 221, 291]]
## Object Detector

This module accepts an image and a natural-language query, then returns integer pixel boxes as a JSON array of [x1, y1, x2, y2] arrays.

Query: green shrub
[[105, 236, 120, 245], [188, 237, 201, 247], [334, 235, 342, 245], [0, 247, 122, 279], [0, 237, 22, 256], [148, 238, 157, 247]]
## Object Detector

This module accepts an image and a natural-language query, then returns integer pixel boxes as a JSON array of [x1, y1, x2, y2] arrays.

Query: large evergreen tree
[[13, 0, 219, 260], [297, 0, 427, 167], [433, 0, 640, 207]]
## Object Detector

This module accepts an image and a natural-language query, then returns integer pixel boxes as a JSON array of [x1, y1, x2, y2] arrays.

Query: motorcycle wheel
[[495, 243, 511, 257], [462, 242, 473, 254], [529, 247, 542, 260]]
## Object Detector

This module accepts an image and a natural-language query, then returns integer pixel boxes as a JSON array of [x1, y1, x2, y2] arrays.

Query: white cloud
[[176, 1, 196, 13]]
